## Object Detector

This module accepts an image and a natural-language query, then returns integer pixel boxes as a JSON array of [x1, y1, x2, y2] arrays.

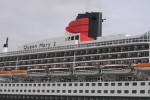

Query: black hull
[[0, 94, 149, 100]]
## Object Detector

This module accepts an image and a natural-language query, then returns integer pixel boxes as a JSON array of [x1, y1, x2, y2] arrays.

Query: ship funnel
[[2, 37, 8, 53]]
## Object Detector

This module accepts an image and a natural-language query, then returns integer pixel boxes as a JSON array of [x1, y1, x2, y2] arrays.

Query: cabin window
[[91, 90, 95, 93], [74, 90, 77, 93], [47, 84, 50, 86], [68, 90, 71, 93], [117, 90, 121, 93], [42, 90, 45, 93], [69, 83, 72, 86], [38, 84, 41, 86], [125, 83, 129, 86], [33, 84, 36, 86], [24, 90, 27, 92], [4, 89, 6, 92], [79, 90, 83, 93], [104, 83, 108, 86], [80, 83, 83, 86], [0, 89, 2, 92], [8, 90, 10, 92], [132, 90, 137, 94], [29, 84, 32, 86], [62, 90, 66, 93], [86, 83, 89, 86], [92, 83, 96, 86], [85, 90, 89, 93], [28, 90, 31, 92], [74, 83, 78, 86], [118, 83, 122, 86], [47, 90, 50, 93], [52, 84, 55, 86], [57, 84, 61, 86], [141, 82, 145, 86], [51, 90, 55, 93], [140, 90, 145, 94], [98, 83, 102, 86], [132, 82, 137, 86], [63, 83, 66, 86], [124, 90, 129, 93], [97, 90, 101, 93], [42, 84, 45, 86], [111, 83, 115, 86], [33, 90, 35, 92], [104, 90, 108, 93], [110, 90, 115, 93]]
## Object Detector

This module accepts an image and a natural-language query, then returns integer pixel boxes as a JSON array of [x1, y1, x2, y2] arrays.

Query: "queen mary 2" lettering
[[24, 41, 56, 50]]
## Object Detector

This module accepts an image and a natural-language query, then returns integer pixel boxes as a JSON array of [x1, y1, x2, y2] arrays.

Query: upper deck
[[0, 31, 150, 57]]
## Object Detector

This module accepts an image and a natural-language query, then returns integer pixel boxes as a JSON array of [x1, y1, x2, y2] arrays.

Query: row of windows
[[0, 89, 150, 94], [0, 82, 149, 87]]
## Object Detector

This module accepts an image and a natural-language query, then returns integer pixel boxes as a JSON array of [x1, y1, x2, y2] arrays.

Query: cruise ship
[[0, 12, 150, 100]]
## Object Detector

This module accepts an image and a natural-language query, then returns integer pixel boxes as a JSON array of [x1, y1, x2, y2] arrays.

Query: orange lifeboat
[[11, 70, 27, 75], [0, 71, 12, 75], [135, 63, 150, 71]]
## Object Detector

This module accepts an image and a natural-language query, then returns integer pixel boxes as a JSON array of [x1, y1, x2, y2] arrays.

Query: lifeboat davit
[[101, 64, 132, 74], [27, 69, 47, 77], [135, 63, 150, 72], [49, 67, 72, 76], [73, 66, 100, 75]]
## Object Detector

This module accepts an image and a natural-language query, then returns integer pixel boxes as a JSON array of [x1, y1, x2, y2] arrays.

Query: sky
[[0, 0, 150, 51]]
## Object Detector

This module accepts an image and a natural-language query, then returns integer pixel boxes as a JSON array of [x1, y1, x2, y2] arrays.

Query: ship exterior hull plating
[[0, 94, 150, 100]]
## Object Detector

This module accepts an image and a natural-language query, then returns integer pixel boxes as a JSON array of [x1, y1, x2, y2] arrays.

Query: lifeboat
[[11, 70, 27, 75], [49, 67, 72, 76], [27, 69, 47, 77], [101, 64, 132, 74], [73, 66, 100, 75], [0, 71, 12, 76], [135, 63, 150, 72]]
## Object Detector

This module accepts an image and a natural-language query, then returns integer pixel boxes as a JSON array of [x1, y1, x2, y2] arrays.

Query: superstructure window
[[111, 83, 115, 86], [74, 83, 78, 86], [85, 90, 89, 93], [117, 90, 121, 93], [92, 83, 96, 86], [69, 83, 72, 86], [62, 90, 66, 93], [118, 83, 122, 86], [124, 90, 129, 94], [104, 83, 108, 86], [63, 83, 66, 86], [132, 90, 137, 94], [141, 82, 145, 86], [86, 83, 89, 86], [75, 35, 79, 40], [71, 36, 74, 40], [51, 90, 55, 93], [91, 90, 95, 93], [68, 90, 71, 93], [98, 83, 102, 86], [97, 90, 101, 93], [104, 90, 108, 93], [80, 83, 83, 86], [110, 90, 115, 93], [74, 90, 77, 93], [125, 83, 129, 86], [79, 90, 83, 93], [140, 90, 145, 94], [132, 82, 137, 86]]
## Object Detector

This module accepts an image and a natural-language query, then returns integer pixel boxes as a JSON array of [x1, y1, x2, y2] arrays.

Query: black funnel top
[[3, 37, 8, 47]]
